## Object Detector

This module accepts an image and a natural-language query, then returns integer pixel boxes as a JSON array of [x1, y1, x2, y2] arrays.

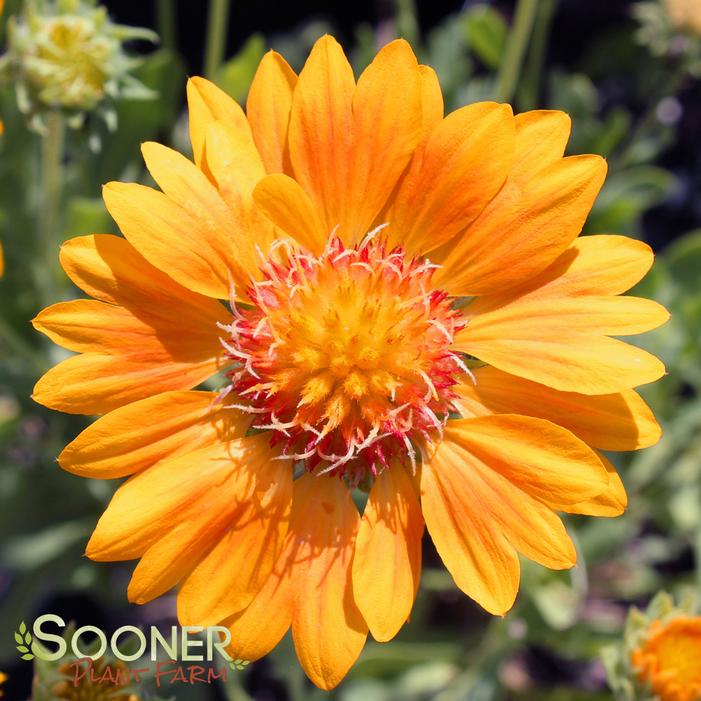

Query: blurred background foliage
[[0, 0, 700, 699]]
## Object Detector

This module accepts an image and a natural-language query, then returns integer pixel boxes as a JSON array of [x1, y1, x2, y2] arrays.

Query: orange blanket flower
[[33, 36, 669, 690], [632, 617, 701, 701]]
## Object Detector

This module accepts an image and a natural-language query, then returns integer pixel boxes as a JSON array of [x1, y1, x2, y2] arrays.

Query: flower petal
[[428, 435, 577, 571], [224, 552, 293, 662], [102, 181, 238, 299], [456, 332, 666, 396], [290, 474, 368, 690], [247, 50, 297, 174], [203, 121, 278, 277], [58, 234, 228, 323], [58, 391, 245, 479], [202, 120, 266, 199], [453, 236, 669, 395], [342, 39, 422, 241], [455, 366, 661, 451], [141, 141, 261, 288], [443, 415, 609, 505], [511, 109, 571, 171], [288, 35, 354, 240], [471, 295, 668, 336], [33, 235, 230, 415], [545, 452, 627, 517], [386, 102, 514, 256], [32, 352, 219, 415], [288, 36, 422, 244], [352, 464, 423, 642], [86, 436, 269, 563], [177, 455, 292, 626], [378, 63, 442, 249], [417, 64, 444, 136], [421, 452, 520, 616], [32, 299, 222, 356], [516, 234, 655, 297], [253, 173, 327, 253], [434, 154, 607, 295], [187, 76, 251, 167]]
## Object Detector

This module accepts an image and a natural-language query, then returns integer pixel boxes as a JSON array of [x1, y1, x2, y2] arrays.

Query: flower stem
[[156, 0, 177, 52], [36, 110, 65, 307], [495, 0, 539, 104], [204, 0, 231, 78], [394, 0, 419, 45], [520, 0, 557, 110]]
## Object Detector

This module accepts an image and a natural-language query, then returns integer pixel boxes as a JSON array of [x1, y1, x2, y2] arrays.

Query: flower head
[[633, 618, 701, 701], [665, 0, 701, 34], [33, 36, 669, 690], [1, 0, 156, 132], [604, 592, 701, 701]]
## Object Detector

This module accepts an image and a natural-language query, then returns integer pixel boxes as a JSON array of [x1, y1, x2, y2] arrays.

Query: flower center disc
[[222, 236, 467, 482]]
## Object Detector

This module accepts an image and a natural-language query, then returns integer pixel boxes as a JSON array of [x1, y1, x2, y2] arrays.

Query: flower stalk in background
[[32, 35, 669, 690], [604, 591, 701, 701], [0, 0, 4, 278], [0, 0, 156, 134]]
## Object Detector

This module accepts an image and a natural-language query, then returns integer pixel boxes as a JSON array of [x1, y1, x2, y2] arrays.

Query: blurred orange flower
[[666, 0, 701, 34], [33, 35, 669, 689], [631, 616, 701, 701]]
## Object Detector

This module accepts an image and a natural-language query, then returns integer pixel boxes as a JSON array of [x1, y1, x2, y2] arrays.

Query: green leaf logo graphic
[[229, 658, 249, 671], [15, 621, 34, 661]]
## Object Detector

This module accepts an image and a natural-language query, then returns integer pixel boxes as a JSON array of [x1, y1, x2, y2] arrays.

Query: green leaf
[[665, 229, 701, 293], [65, 197, 112, 239], [587, 165, 677, 233], [216, 34, 267, 104], [590, 107, 631, 156], [21, 653, 34, 660], [17, 644, 29, 653], [14, 632, 22, 644], [19, 621, 26, 634], [2, 521, 89, 571], [548, 70, 599, 117], [463, 5, 507, 70]]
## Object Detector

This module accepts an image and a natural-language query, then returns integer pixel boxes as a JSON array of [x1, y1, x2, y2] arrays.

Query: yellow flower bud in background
[[0, 0, 156, 132]]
